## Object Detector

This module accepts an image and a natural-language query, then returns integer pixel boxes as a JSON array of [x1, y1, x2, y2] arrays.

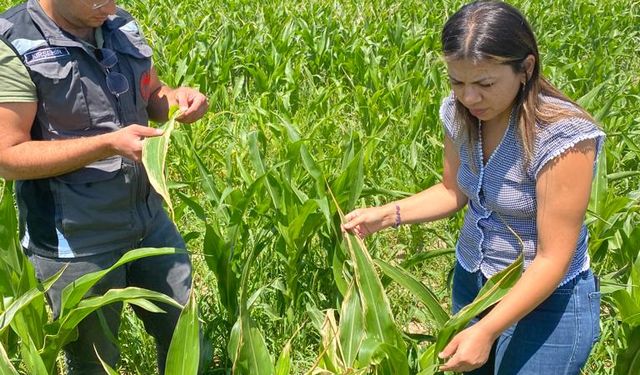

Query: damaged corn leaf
[[142, 105, 182, 219]]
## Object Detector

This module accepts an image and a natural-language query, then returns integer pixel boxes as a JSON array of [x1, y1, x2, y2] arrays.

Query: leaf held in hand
[[142, 106, 182, 218]]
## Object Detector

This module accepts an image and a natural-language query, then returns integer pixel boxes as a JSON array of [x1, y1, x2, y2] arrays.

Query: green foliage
[[166, 287, 200, 375]]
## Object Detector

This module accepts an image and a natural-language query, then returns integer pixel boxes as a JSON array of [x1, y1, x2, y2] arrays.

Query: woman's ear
[[522, 54, 536, 83]]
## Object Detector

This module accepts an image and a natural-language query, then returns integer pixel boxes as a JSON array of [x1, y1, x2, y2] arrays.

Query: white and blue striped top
[[440, 94, 605, 286]]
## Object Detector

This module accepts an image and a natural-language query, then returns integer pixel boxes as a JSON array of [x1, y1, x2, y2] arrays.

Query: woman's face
[[446, 58, 527, 127]]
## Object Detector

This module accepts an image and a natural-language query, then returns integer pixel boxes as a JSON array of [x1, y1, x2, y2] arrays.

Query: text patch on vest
[[24, 47, 70, 65]]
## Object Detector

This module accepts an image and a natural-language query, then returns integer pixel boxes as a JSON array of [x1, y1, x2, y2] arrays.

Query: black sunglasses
[[95, 48, 129, 97]]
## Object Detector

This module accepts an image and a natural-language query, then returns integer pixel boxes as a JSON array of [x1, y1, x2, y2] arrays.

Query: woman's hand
[[438, 324, 496, 373], [341, 205, 393, 237]]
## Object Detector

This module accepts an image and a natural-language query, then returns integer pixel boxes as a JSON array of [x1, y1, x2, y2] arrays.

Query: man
[[0, 0, 208, 373]]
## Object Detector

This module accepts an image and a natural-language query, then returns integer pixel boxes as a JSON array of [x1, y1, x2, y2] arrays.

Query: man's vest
[[0, 0, 153, 183], [0, 0, 162, 257]]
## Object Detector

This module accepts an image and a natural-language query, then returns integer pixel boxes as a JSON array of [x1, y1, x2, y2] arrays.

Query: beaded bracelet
[[392, 204, 401, 228]]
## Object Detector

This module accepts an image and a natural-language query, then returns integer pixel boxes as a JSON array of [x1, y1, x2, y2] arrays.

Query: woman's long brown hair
[[441, 0, 595, 166]]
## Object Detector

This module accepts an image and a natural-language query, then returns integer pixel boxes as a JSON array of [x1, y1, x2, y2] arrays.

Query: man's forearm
[[0, 134, 115, 180]]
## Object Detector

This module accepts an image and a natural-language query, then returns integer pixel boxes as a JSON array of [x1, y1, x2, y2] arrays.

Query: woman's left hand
[[438, 324, 496, 372]]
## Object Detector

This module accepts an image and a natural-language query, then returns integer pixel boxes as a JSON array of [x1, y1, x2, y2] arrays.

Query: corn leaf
[[142, 105, 182, 218], [588, 148, 608, 220], [0, 343, 19, 375], [19, 336, 48, 375], [42, 287, 181, 367], [338, 283, 364, 368], [615, 325, 640, 375], [166, 288, 200, 375], [330, 189, 407, 373], [0, 265, 65, 334], [375, 259, 449, 329], [0, 181, 21, 275], [60, 247, 182, 313], [228, 238, 275, 375], [315, 309, 343, 373], [228, 316, 275, 375], [344, 234, 405, 352], [96, 347, 120, 375], [275, 340, 292, 375]]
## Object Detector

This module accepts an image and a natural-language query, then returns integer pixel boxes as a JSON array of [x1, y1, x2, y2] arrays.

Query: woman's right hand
[[341, 205, 394, 238]]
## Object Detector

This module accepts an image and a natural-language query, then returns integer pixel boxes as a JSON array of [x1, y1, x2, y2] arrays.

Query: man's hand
[[108, 125, 163, 162], [173, 87, 208, 123]]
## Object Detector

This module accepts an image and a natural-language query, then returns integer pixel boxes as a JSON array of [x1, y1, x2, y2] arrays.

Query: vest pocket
[[29, 59, 92, 133]]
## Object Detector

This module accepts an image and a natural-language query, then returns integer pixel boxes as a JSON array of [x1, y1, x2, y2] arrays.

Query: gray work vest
[[0, 1, 165, 257]]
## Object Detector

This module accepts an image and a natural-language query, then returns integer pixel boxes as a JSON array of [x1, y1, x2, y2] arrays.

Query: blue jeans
[[452, 262, 601, 375]]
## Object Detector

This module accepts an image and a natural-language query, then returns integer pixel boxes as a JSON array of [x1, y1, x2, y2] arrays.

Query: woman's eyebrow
[[448, 75, 495, 84]]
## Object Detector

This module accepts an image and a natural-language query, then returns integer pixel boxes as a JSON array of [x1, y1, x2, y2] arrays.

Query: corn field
[[0, 0, 639, 374]]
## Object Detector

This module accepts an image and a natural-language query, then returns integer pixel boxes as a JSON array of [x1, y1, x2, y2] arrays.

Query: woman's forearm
[[472, 254, 572, 341], [380, 182, 468, 228]]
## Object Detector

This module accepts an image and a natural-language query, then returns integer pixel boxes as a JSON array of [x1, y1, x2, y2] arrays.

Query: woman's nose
[[460, 86, 482, 106]]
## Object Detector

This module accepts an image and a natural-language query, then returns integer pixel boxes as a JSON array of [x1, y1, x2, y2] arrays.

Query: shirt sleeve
[[530, 116, 605, 178], [439, 93, 460, 141], [0, 38, 37, 103]]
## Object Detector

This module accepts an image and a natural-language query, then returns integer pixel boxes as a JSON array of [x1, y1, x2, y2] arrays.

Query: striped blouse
[[440, 94, 605, 285]]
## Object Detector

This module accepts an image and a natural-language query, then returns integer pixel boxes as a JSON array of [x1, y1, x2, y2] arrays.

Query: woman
[[342, 1, 603, 374]]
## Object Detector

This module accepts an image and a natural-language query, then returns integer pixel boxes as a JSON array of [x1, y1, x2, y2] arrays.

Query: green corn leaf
[[20, 336, 48, 375], [42, 287, 182, 366], [576, 81, 606, 110], [96, 347, 120, 375], [203, 224, 239, 319], [375, 259, 450, 329], [417, 344, 438, 375], [192, 151, 223, 209], [357, 338, 409, 375], [166, 288, 200, 375], [588, 148, 608, 220], [142, 105, 182, 218], [228, 316, 275, 375], [346, 151, 364, 211], [0, 343, 19, 375], [228, 238, 275, 375], [125, 298, 167, 314], [0, 181, 21, 274], [0, 265, 65, 334], [611, 290, 640, 326], [338, 282, 364, 368], [615, 325, 640, 375], [248, 131, 281, 211], [343, 234, 406, 351], [60, 247, 181, 313], [330, 188, 407, 372], [275, 340, 292, 375]]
